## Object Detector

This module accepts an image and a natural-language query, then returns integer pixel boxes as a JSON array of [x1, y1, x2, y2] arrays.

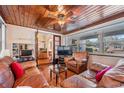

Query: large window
[[85, 38, 99, 53], [73, 30, 124, 56], [79, 34, 99, 53], [104, 34, 124, 55]]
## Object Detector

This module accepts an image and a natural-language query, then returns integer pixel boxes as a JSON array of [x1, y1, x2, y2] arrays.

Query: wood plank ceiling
[[0, 5, 124, 34]]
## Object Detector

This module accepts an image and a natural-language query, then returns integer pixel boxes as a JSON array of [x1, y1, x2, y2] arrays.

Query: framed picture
[[72, 39, 77, 45]]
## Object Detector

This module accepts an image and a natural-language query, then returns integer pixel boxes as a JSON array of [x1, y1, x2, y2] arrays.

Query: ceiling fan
[[34, 5, 78, 31], [45, 5, 76, 27]]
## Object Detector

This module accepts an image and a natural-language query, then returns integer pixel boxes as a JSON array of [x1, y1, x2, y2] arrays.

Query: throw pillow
[[97, 59, 124, 87], [103, 59, 124, 82], [10, 62, 24, 79], [96, 66, 112, 82]]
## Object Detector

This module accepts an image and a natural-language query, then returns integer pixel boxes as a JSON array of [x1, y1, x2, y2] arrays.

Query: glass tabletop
[[49, 64, 67, 73]]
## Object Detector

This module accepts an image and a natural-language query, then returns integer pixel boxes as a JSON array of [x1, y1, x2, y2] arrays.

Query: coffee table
[[49, 64, 67, 86]]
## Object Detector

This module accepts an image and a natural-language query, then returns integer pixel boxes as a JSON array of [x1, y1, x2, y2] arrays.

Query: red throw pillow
[[96, 66, 112, 82], [10, 62, 24, 79]]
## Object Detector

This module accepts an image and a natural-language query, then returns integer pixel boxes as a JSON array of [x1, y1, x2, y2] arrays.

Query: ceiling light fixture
[[58, 5, 63, 12], [57, 5, 65, 28]]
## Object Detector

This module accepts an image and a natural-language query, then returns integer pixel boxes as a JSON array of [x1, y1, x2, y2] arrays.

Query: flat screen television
[[57, 46, 72, 56], [21, 50, 32, 56]]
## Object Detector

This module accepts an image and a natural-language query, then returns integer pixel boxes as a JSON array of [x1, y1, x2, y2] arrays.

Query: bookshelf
[[12, 43, 34, 58]]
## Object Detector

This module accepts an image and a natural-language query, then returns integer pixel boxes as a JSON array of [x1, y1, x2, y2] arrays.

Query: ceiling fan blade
[[47, 13, 57, 19], [66, 11, 73, 18]]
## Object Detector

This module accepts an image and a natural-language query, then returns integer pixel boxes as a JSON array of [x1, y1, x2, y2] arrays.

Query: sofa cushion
[[61, 75, 96, 88], [10, 62, 24, 79], [0, 62, 14, 88], [20, 61, 36, 70], [97, 74, 121, 88], [79, 70, 97, 83], [24, 67, 41, 75], [89, 62, 109, 72], [14, 67, 49, 88], [95, 66, 112, 82]]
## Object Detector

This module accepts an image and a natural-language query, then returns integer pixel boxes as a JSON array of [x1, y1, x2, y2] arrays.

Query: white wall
[[6, 24, 36, 56], [88, 55, 124, 67], [6, 24, 36, 45], [6, 24, 64, 56]]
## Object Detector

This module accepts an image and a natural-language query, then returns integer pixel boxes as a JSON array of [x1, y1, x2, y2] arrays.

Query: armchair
[[64, 51, 89, 74]]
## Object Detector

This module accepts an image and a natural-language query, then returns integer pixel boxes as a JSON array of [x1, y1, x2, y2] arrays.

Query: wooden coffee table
[[49, 64, 67, 86]]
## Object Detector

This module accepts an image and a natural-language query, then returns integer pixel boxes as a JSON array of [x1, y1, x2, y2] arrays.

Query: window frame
[[0, 16, 6, 53], [79, 31, 124, 57]]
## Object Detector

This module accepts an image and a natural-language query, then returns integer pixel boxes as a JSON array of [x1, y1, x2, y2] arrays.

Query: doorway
[[53, 35, 61, 59]]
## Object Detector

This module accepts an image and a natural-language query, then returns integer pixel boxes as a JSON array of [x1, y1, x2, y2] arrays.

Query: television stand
[[17, 56, 35, 62], [58, 55, 65, 65]]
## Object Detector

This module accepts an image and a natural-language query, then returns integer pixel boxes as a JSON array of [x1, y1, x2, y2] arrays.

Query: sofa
[[61, 55, 124, 88], [0, 56, 49, 88], [64, 51, 89, 74]]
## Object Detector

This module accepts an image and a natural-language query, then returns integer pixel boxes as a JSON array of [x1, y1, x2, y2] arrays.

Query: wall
[[6, 24, 36, 45], [88, 54, 124, 68], [6, 24, 63, 56], [61, 35, 66, 46], [6, 24, 36, 56]]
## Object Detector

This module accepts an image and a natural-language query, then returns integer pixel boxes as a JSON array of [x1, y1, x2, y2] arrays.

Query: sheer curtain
[[0, 17, 6, 58], [0, 23, 2, 53]]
